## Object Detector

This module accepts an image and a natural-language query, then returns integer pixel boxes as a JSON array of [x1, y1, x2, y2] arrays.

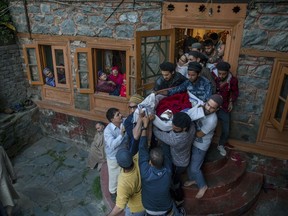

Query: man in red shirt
[[212, 62, 239, 156]]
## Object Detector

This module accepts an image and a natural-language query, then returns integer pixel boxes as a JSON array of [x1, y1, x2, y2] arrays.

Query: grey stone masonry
[[9, 1, 162, 39], [0, 107, 42, 155], [0, 44, 28, 109], [231, 56, 274, 142], [243, 2, 288, 52]]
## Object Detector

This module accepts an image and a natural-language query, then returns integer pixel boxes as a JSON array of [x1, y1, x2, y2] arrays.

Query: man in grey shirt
[[153, 112, 196, 204]]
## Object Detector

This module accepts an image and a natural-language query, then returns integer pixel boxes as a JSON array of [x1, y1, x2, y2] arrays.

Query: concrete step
[[183, 172, 263, 216]]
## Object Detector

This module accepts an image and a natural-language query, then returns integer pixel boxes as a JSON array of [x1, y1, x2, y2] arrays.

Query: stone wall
[[10, 0, 162, 112], [0, 44, 28, 109], [9, 1, 162, 38], [38, 109, 97, 149], [8, 0, 288, 145], [0, 107, 43, 156], [230, 1, 288, 142]]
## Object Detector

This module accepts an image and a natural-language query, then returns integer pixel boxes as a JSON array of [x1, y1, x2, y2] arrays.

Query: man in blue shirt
[[157, 62, 212, 102], [138, 115, 185, 216]]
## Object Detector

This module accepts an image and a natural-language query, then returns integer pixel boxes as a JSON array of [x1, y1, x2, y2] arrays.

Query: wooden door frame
[[162, 2, 247, 74]]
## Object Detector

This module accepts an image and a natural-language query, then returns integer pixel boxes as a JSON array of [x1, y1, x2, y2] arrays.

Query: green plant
[[0, 0, 16, 45], [92, 176, 102, 200]]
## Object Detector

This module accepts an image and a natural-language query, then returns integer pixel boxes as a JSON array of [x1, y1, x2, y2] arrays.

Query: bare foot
[[184, 180, 196, 187], [195, 185, 208, 199]]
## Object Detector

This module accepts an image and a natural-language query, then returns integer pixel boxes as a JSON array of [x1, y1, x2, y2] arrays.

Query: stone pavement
[[11, 137, 106, 216]]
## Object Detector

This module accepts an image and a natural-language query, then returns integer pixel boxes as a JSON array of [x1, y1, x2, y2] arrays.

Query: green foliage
[[92, 176, 103, 200], [0, 0, 16, 45]]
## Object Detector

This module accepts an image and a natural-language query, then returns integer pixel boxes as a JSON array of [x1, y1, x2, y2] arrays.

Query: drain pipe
[[23, 0, 32, 39]]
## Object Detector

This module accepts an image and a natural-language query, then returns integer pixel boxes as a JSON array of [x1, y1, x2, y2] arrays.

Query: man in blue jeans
[[184, 94, 223, 199]]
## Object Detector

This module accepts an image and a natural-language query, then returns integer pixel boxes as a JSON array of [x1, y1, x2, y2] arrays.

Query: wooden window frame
[[74, 48, 94, 93], [51, 45, 70, 88], [270, 61, 288, 131], [23, 44, 44, 85], [135, 29, 175, 95]]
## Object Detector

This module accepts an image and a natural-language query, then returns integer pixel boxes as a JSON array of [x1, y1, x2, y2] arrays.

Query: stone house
[[5, 0, 288, 159]]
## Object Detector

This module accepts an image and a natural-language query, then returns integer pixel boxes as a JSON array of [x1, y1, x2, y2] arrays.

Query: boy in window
[[43, 67, 56, 87], [57, 63, 66, 84]]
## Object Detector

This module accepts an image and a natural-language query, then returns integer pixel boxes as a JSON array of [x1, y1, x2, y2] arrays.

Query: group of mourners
[[88, 36, 239, 216]]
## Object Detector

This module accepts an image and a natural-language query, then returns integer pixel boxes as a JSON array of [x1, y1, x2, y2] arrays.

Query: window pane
[[29, 65, 40, 81], [141, 35, 170, 84], [77, 53, 89, 88], [26, 48, 40, 81], [280, 74, 288, 99], [27, 48, 37, 64], [274, 100, 285, 122], [55, 49, 64, 66]]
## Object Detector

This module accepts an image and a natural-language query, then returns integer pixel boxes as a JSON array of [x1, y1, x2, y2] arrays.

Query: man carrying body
[[184, 94, 223, 199], [107, 149, 145, 216], [153, 62, 187, 91], [104, 108, 126, 202], [212, 62, 239, 156], [139, 115, 185, 216], [153, 112, 195, 204], [157, 62, 212, 102], [123, 94, 144, 156]]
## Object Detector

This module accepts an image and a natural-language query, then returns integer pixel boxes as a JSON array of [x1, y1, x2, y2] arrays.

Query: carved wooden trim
[[17, 33, 134, 47]]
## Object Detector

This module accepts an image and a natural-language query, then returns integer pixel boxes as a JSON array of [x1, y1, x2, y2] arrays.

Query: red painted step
[[183, 172, 263, 216], [183, 156, 247, 198]]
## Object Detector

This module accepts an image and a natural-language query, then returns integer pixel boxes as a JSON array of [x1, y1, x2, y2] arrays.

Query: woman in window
[[108, 66, 123, 96]]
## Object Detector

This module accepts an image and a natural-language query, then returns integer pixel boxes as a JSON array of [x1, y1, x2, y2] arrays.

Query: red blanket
[[156, 92, 192, 116]]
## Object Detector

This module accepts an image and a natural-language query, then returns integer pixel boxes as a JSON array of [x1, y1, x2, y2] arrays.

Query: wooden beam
[[240, 48, 288, 59]]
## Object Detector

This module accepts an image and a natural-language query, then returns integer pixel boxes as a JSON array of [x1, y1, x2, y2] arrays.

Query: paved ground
[[11, 137, 106, 216]]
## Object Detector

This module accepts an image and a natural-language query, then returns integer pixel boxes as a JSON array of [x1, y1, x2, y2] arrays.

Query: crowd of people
[[95, 35, 239, 215]]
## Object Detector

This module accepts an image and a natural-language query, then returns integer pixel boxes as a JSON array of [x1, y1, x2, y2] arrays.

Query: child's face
[[100, 73, 107, 80], [95, 123, 104, 132], [112, 69, 118, 76]]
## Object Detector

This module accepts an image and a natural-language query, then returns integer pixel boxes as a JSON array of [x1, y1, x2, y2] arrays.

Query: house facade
[[8, 0, 288, 158]]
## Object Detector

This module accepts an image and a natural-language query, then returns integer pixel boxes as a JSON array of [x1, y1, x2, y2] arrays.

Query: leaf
[[0, 22, 16, 31]]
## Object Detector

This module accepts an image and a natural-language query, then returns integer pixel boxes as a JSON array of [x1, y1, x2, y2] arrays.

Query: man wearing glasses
[[104, 108, 126, 202], [123, 94, 144, 156]]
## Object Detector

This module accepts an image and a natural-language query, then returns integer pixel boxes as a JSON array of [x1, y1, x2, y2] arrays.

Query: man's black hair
[[150, 147, 164, 169], [172, 112, 191, 131], [159, 62, 175, 73], [203, 39, 214, 47], [106, 107, 119, 122]]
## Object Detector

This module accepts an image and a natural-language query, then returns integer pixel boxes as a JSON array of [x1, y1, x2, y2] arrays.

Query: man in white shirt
[[104, 108, 126, 202], [184, 94, 223, 199]]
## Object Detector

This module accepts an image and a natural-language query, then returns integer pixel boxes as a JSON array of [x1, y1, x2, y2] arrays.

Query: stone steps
[[182, 145, 264, 215], [183, 172, 263, 216], [183, 156, 247, 198]]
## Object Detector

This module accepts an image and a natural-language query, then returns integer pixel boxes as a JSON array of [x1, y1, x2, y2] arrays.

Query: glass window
[[23, 45, 43, 85], [270, 65, 288, 131]]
